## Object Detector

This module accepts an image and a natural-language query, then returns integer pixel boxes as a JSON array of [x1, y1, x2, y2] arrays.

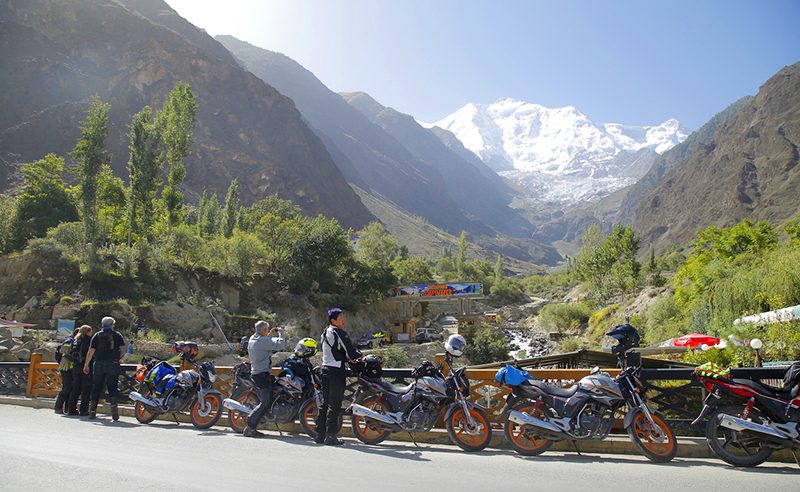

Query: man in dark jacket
[[68, 325, 93, 416], [315, 308, 361, 445], [83, 316, 125, 420]]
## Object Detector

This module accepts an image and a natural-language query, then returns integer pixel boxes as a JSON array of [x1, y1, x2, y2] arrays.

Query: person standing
[[315, 308, 361, 445], [83, 316, 125, 420], [68, 325, 93, 416], [54, 327, 79, 414], [243, 320, 285, 438]]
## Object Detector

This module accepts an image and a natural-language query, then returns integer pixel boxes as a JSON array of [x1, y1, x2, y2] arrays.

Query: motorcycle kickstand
[[275, 424, 283, 436], [407, 431, 420, 448], [571, 441, 581, 456], [172, 413, 180, 425], [791, 448, 800, 467]]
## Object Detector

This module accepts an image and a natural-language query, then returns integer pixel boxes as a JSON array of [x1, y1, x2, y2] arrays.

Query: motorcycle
[[691, 361, 800, 467], [348, 346, 493, 452], [223, 345, 341, 437], [498, 324, 677, 462], [130, 341, 223, 429]]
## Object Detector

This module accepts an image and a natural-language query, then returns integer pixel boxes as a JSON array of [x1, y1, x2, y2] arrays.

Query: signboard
[[56, 319, 75, 340], [391, 283, 482, 298]]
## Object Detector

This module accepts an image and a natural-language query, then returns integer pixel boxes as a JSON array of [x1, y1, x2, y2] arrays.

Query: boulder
[[52, 306, 78, 320], [0, 338, 14, 349], [32, 342, 59, 362], [0, 346, 7, 354], [0, 326, 11, 339], [11, 347, 30, 361], [212, 354, 242, 367], [2, 352, 20, 362]]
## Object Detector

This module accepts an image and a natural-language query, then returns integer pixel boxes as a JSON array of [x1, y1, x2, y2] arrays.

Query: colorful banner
[[391, 283, 483, 298]]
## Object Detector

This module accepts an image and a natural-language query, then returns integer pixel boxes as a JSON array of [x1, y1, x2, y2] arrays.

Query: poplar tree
[[126, 107, 162, 246], [158, 84, 197, 232]]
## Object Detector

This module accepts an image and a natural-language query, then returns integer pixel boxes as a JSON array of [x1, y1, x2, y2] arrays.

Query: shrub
[[381, 344, 409, 368], [464, 326, 510, 365], [539, 302, 593, 335]]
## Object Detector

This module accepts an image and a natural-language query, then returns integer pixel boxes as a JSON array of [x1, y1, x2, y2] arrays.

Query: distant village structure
[[389, 283, 484, 341]]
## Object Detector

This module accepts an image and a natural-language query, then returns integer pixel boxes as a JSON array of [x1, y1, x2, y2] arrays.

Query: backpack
[[694, 362, 731, 379], [55, 338, 74, 364], [495, 365, 532, 386], [410, 360, 440, 379], [70, 337, 86, 365]]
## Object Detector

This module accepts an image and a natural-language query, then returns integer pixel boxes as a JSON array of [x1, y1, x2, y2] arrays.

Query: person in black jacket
[[68, 325, 93, 416], [83, 317, 125, 420], [315, 308, 361, 445]]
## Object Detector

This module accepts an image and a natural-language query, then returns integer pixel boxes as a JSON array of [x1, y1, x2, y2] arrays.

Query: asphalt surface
[[1, 404, 797, 492]]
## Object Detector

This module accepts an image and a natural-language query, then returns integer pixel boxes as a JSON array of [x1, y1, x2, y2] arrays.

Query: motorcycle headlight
[[208, 372, 217, 383]]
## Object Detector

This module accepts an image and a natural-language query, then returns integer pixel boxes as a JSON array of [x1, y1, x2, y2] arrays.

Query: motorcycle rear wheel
[[705, 403, 773, 467], [627, 410, 677, 463], [446, 405, 492, 452], [298, 398, 342, 438], [134, 390, 159, 424], [503, 401, 554, 456], [191, 393, 222, 429], [228, 389, 259, 434], [351, 395, 393, 444]]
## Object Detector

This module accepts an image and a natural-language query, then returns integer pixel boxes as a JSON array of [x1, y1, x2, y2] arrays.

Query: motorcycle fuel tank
[[416, 376, 447, 397]]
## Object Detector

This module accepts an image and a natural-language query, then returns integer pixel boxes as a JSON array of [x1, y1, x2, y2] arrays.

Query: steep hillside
[[217, 35, 500, 239], [633, 62, 800, 254], [0, 0, 373, 230]]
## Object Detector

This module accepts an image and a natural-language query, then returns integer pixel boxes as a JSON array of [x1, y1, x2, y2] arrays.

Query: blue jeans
[[91, 360, 121, 400]]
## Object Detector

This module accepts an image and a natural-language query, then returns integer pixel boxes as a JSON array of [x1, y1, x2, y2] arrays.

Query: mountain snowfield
[[429, 98, 690, 204]]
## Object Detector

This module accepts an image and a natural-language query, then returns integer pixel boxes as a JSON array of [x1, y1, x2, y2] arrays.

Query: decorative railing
[[2, 354, 789, 431]]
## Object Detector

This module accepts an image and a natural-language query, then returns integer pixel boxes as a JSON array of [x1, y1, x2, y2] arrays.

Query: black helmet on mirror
[[606, 324, 640, 355]]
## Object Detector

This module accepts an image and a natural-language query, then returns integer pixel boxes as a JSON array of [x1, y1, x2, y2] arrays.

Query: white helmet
[[445, 334, 466, 357]]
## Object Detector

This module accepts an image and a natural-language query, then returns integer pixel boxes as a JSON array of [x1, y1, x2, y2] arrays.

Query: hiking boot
[[243, 426, 265, 438], [89, 400, 98, 419], [110, 397, 119, 421], [314, 432, 326, 444], [54, 408, 64, 415], [324, 435, 344, 446]]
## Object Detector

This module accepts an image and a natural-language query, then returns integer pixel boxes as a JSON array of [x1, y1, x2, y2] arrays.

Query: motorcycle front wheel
[[445, 404, 492, 452], [705, 403, 773, 467], [627, 410, 677, 463], [351, 394, 393, 444], [228, 389, 259, 434], [298, 398, 342, 438], [191, 393, 222, 429], [134, 389, 159, 424], [503, 401, 553, 456]]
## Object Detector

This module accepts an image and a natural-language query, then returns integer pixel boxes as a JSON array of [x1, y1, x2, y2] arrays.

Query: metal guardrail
[[2, 355, 791, 431]]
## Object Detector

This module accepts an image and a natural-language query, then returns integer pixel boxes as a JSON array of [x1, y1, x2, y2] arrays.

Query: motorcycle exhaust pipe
[[718, 414, 787, 440], [223, 398, 253, 414], [508, 410, 562, 434], [349, 403, 398, 426], [129, 391, 160, 409]]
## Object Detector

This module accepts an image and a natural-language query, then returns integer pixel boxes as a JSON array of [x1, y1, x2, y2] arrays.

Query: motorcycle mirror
[[591, 366, 600, 375]]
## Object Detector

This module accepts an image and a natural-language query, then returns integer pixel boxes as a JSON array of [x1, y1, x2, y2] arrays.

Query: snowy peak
[[432, 98, 690, 204]]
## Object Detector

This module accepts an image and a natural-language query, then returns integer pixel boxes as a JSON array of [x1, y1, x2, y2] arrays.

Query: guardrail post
[[26, 353, 42, 398]]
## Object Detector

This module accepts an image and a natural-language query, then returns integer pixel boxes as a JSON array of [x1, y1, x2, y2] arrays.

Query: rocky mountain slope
[[0, 0, 373, 230], [633, 62, 800, 254]]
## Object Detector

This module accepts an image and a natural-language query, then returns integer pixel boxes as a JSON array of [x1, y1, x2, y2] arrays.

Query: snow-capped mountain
[[430, 98, 690, 204]]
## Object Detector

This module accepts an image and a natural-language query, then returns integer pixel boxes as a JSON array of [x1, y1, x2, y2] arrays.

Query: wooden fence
[[1, 354, 789, 430]]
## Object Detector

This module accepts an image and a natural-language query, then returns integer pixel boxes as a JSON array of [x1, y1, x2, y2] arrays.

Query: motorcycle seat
[[528, 380, 579, 398], [731, 378, 794, 400], [374, 379, 414, 395]]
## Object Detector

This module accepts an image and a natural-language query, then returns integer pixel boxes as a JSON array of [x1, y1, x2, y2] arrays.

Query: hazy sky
[[164, 0, 799, 130]]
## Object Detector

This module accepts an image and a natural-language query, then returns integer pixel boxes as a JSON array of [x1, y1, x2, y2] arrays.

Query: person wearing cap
[[83, 316, 125, 420], [315, 308, 361, 445], [243, 320, 285, 438]]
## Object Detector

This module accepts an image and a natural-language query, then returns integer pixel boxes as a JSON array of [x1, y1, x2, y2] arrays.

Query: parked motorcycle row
[[127, 327, 800, 467]]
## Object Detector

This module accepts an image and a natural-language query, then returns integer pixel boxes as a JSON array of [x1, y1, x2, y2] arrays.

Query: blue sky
[[165, 0, 799, 130]]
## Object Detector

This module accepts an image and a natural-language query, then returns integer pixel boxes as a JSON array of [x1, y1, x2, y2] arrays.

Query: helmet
[[445, 334, 466, 357], [171, 341, 199, 359], [606, 324, 640, 355], [294, 337, 318, 357]]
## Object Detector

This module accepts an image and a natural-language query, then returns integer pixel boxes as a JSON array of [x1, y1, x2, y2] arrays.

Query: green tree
[[392, 256, 433, 285], [14, 154, 79, 249], [0, 195, 17, 254], [69, 95, 110, 246], [126, 106, 162, 245], [494, 254, 504, 282], [255, 213, 304, 273], [464, 325, 510, 364], [456, 230, 468, 278], [355, 222, 396, 266], [158, 83, 197, 232], [284, 216, 353, 293], [223, 179, 239, 238], [239, 196, 303, 232]]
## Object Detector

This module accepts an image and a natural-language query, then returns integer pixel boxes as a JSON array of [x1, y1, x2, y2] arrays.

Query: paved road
[[1, 404, 797, 491]]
